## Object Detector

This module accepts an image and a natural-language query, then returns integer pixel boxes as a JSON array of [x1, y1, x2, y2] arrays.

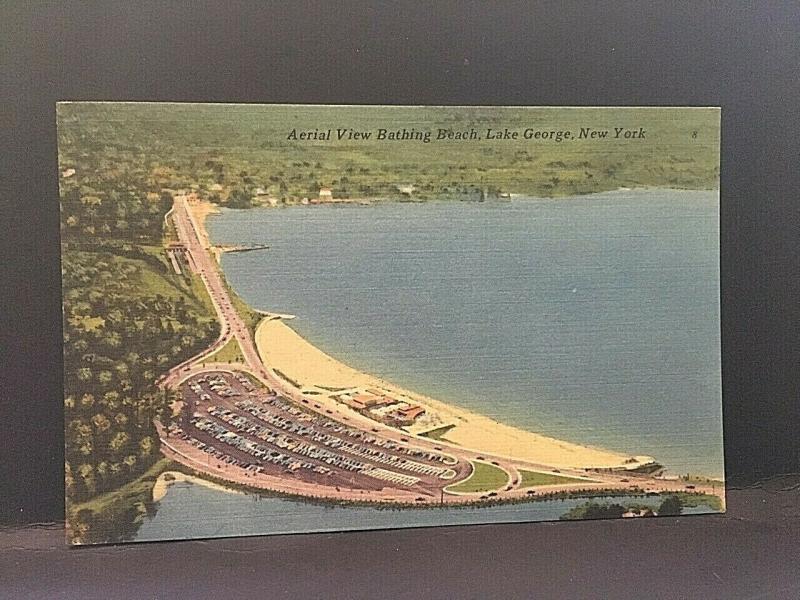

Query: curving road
[[158, 194, 725, 506]]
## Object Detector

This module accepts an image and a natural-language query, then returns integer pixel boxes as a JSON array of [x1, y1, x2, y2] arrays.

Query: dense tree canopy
[[59, 126, 217, 503]]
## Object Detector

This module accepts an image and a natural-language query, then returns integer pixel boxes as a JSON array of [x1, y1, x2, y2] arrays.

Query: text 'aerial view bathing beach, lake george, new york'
[[58, 104, 724, 543]]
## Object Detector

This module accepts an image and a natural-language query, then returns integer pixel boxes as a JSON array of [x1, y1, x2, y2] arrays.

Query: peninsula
[[156, 193, 723, 507]]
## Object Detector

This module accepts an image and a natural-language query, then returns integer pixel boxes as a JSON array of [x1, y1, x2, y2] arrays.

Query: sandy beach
[[185, 197, 224, 260], [255, 318, 645, 470]]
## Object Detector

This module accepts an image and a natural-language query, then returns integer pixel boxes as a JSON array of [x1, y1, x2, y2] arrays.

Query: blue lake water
[[135, 481, 716, 542], [206, 189, 723, 478]]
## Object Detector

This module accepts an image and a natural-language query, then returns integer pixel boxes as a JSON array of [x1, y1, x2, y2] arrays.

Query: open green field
[[517, 469, 594, 488], [446, 461, 510, 493], [205, 336, 246, 364], [418, 424, 457, 441]]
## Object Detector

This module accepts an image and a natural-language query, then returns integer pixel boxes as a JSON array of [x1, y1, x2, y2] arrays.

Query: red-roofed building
[[340, 392, 392, 411], [390, 405, 426, 426]]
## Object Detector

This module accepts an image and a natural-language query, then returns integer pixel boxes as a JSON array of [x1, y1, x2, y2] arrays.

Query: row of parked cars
[[202, 408, 365, 473], [167, 423, 264, 473], [192, 415, 331, 475], [235, 399, 451, 479], [254, 392, 456, 466]]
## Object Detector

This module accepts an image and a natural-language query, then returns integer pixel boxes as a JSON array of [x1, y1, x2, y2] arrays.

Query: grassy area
[[674, 492, 724, 512], [69, 250, 177, 302], [238, 370, 268, 390], [188, 272, 218, 316], [138, 266, 190, 300], [447, 461, 510, 493], [274, 368, 301, 389], [205, 336, 246, 364], [88, 244, 217, 321], [139, 243, 174, 265], [418, 424, 456, 441], [517, 469, 594, 488]]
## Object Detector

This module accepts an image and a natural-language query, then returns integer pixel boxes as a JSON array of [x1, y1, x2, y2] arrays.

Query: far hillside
[[57, 104, 719, 206]]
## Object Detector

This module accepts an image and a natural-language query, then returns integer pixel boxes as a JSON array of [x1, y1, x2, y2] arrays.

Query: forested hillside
[[58, 122, 217, 506]]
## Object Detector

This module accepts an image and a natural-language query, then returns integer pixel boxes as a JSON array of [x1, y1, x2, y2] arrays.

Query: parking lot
[[166, 370, 469, 498]]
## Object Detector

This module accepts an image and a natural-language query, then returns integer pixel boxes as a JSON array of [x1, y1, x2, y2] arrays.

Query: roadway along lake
[[136, 481, 716, 541], [207, 189, 723, 478]]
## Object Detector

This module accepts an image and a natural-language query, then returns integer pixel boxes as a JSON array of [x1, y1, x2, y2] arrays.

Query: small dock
[[216, 244, 270, 254], [256, 310, 296, 321]]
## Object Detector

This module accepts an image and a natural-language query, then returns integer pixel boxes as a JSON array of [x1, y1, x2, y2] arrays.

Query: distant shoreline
[[207, 185, 720, 211]]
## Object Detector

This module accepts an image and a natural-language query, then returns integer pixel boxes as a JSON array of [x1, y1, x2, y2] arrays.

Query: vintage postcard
[[58, 103, 723, 544]]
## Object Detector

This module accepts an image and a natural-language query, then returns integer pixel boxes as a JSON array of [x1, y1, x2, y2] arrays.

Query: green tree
[[91, 413, 111, 434], [109, 431, 130, 455], [657, 495, 684, 516], [226, 187, 254, 208], [560, 501, 626, 520], [77, 463, 96, 496]]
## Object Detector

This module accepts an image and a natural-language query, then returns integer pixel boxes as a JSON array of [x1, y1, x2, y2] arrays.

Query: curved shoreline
[[254, 317, 652, 471], [152, 461, 723, 514], [161, 197, 727, 510], [152, 470, 245, 502]]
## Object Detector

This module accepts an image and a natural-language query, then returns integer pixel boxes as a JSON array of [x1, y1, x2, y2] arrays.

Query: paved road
[[163, 196, 266, 385]]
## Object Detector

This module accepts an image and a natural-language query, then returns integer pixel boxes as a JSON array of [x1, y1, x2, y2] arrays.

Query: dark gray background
[[2, 2, 798, 598]]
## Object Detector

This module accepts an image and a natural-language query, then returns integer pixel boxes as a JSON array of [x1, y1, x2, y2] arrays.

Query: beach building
[[318, 187, 333, 202], [340, 392, 392, 411], [389, 405, 426, 426], [396, 183, 416, 196], [352, 393, 382, 407], [253, 187, 277, 206], [333, 392, 374, 410], [165, 242, 189, 274], [622, 508, 656, 518]]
